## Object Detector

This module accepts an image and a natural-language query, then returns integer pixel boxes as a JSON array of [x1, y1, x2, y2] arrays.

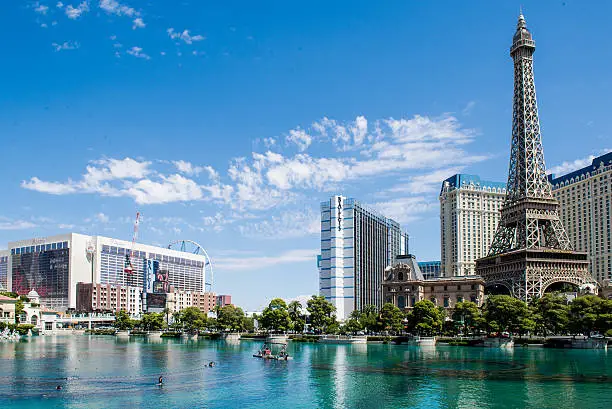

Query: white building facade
[[4, 233, 208, 311], [440, 174, 506, 277], [549, 152, 612, 282], [320, 196, 409, 320]]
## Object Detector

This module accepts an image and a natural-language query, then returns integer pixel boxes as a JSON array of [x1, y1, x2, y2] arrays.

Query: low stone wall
[[483, 338, 514, 348]]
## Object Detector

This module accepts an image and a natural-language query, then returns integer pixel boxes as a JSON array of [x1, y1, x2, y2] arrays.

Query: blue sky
[[1, 1, 611, 310]]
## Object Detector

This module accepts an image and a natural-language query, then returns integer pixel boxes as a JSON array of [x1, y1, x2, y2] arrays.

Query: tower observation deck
[[475, 14, 596, 301]]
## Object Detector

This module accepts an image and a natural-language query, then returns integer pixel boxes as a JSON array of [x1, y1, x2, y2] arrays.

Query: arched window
[[398, 271, 404, 281], [30, 315, 38, 326]]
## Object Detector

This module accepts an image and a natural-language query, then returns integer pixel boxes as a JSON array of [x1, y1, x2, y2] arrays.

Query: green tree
[[114, 309, 134, 331], [530, 293, 570, 336], [140, 312, 165, 331], [452, 301, 482, 335], [483, 295, 531, 336], [242, 315, 255, 332], [378, 303, 404, 334], [217, 305, 246, 332], [15, 299, 24, 324], [407, 300, 444, 336], [260, 298, 291, 333], [344, 309, 364, 334], [176, 307, 206, 333], [163, 307, 172, 327], [359, 304, 379, 333], [307, 295, 337, 334], [206, 317, 218, 332], [569, 295, 612, 336], [288, 301, 305, 333]]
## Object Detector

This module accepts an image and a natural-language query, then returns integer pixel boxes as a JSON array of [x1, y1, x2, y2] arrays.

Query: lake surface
[[0, 336, 610, 408]]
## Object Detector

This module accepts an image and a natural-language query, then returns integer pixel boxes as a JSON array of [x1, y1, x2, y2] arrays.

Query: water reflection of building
[[382, 255, 485, 309]]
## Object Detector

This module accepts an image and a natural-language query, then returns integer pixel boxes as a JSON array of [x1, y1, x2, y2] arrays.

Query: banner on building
[[144, 259, 159, 293]]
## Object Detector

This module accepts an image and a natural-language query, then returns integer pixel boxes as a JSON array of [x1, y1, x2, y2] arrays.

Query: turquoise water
[[0, 336, 610, 408]]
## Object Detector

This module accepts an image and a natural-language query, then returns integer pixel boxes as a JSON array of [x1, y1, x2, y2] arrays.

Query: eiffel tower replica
[[475, 14, 595, 301]]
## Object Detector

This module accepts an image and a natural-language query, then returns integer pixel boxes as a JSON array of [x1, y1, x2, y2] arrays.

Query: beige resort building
[[382, 255, 485, 310]]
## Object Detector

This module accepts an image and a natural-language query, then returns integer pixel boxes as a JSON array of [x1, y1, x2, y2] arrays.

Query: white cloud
[[23, 157, 148, 197], [312, 115, 370, 150], [132, 17, 145, 29], [387, 167, 465, 195], [172, 160, 218, 180], [286, 128, 312, 151], [167, 28, 205, 44], [99, 0, 137, 17], [124, 174, 204, 204], [65, 1, 89, 19], [0, 219, 37, 230], [263, 137, 276, 148], [372, 196, 437, 224], [52, 41, 79, 51], [238, 208, 320, 239], [214, 249, 318, 271], [546, 151, 610, 176], [20, 114, 490, 215], [462, 101, 476, 116], [22, 177, 79, 194], [95, 212, 109, 223], [58, 223, 75, 229], [238, 115, 485, 194], [35, 4, 49, 14], [126, 46, 150, 60], [57, 1, 64, 8]]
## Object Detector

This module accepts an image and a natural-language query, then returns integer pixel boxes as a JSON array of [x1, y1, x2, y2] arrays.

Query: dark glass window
[[11, 247, 70, 311]]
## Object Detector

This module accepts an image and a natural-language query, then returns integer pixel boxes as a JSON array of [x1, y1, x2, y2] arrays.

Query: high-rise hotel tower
[[319, 196, 409, 320], [549, 152, 612, 283], [440, 174, 506, 277]]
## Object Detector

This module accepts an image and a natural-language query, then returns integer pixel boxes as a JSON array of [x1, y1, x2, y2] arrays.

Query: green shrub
[[85, 329, 116, 335], [15, 324, 35, 335]]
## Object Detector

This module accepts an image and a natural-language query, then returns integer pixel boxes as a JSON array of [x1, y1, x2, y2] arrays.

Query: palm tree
[[163, 307, 171, 327], [288, 301, 304, 333]]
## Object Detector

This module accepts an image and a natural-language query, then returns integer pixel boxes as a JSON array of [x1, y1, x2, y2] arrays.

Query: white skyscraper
[[549, 152, 612, 282], [440, 174, 506, 277], [319, 195, 409, 320]]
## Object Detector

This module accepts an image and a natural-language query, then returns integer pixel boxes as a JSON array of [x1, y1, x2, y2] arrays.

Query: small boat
[[253, 342, 293, 360]]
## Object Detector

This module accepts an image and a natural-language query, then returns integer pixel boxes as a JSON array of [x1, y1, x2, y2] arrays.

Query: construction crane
[[123, 211, 140, 275]]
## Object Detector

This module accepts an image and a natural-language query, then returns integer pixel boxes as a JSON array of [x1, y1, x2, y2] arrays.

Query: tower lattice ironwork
[[475, 14, 595, 301]]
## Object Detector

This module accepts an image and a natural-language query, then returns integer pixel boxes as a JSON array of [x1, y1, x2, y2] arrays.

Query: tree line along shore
[[88, 294, 612, 343]]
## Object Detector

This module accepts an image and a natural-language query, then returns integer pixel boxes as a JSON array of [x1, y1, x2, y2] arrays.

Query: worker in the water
[[158, 376, 163, 385]]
